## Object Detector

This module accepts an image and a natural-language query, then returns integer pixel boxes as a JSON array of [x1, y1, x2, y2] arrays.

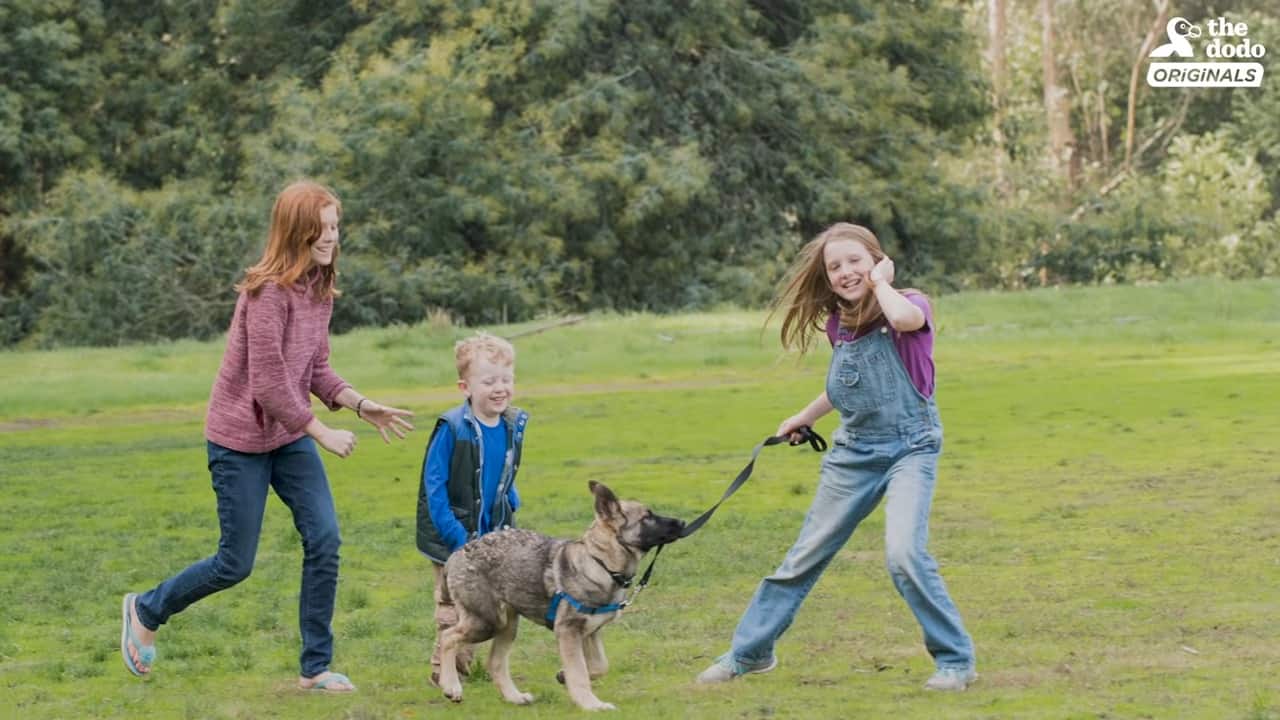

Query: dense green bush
[[2, 1, 1276, 348], [13, 173, 263, 346], [1036, 130, 1276, 285]]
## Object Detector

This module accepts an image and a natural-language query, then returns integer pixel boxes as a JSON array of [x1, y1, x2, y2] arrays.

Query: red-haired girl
[[120, 181, 414, 693]]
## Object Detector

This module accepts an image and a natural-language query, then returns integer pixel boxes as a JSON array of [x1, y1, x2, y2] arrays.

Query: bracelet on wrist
[[356, 398, 367, 418]]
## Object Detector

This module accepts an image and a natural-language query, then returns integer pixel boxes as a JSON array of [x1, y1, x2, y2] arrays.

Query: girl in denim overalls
[[697, 223, 976, 691]]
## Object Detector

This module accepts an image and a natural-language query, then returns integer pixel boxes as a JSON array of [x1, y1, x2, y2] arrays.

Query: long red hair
[[236, 180, 342, 299], [770, 223, 918, 355]]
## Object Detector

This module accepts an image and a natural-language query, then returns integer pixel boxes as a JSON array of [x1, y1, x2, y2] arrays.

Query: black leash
[[679, 425, 826, 538], [623, 425, 827, 604], [552, 426, 828, 683]]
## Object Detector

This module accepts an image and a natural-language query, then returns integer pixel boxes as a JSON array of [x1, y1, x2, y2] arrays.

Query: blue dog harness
[[545, 546, 665, 626], [544, 591, 627, 625]]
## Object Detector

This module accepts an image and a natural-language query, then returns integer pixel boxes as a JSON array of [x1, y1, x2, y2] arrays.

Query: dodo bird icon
[[1150, 17, 1202, 58]]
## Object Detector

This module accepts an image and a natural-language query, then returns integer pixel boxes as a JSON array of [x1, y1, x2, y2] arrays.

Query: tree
[[988, 0, 1009, 191], [1125, 0, 1169, 169], [0, 1, 101, 209], [242, 0, 990, 326], [1039, 0, 1076, 193]]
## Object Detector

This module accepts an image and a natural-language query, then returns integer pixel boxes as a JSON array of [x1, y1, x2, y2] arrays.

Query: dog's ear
[[589, 480, 621, 520]]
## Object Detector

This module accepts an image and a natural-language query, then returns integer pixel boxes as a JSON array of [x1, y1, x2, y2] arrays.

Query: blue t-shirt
[[477, 417, 508, 534], [423, 414, 513, 552]]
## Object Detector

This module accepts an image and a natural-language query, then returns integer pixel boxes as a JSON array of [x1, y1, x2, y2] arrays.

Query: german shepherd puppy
[[436, 480, 685, 711]]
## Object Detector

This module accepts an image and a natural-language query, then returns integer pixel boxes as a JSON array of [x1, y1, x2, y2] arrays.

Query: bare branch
[[1126, 0, 1170, 169], [1070, 92, 1190, 221]]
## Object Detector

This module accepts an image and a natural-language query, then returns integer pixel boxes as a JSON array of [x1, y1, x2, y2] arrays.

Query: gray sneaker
[[923, 667, 977, 691], [695, 654, 778, 684]]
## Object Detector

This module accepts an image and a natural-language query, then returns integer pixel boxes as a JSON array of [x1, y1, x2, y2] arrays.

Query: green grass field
[[2, 279, 1278, 719]]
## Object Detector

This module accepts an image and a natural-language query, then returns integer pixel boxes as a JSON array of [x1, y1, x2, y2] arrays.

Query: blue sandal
[[120, 593, 156, 677], [300, 671, 357, 693]]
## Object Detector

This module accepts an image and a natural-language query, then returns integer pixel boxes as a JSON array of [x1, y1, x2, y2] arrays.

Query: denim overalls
[[729, 325, 975, 672]]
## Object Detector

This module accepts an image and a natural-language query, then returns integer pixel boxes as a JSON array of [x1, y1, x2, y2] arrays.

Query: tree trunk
[[1040, 0, 1076, 192], [1126, 0, 1170, 169], [988, 0, 1008, 192], [1100, 86, 1109, 168]]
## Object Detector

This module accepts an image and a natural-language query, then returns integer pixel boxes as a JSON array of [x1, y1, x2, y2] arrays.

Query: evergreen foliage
[[1, 1, 1275, 347]]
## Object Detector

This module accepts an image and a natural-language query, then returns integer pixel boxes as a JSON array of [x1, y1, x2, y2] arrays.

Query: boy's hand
[[358, 400, 415, 443]]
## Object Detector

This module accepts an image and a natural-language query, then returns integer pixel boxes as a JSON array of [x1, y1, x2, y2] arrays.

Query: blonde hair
[[237, 180, 342, 300], [769, 223, 919, 355], [454, 332, 515, 378]]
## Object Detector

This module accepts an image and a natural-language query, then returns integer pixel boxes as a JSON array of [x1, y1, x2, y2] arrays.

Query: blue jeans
[[729, 435, 974, 671], [135, 437, 342, 678]]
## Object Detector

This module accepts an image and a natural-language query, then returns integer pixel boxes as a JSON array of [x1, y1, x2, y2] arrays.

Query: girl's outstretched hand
[[869, 256, 895, 287], [776, 415, 810, 445], [358, 400, 415, 443], [317, 428, 357, 458]]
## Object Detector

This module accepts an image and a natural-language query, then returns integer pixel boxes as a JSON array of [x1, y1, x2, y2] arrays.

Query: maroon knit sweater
[[205, 279, 350, 454]]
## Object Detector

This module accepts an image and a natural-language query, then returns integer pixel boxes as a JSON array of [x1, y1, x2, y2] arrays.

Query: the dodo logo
[[1147, 14, 1266, 87]]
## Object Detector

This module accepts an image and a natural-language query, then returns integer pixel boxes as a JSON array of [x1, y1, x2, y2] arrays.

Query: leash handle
[[617, 426, 827, 611], [782, 425, 828, 452], [678, 425, 826, 539]]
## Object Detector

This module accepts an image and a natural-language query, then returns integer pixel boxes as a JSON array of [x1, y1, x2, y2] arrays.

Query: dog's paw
[[504, 691, 534, 705], [585, 701, 616, 711], [441, 683, 464, 703]]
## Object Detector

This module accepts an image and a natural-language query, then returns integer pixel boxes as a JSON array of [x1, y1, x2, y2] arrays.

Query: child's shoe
[[923, 666, 977, 691], [694, 654, 778, 684]]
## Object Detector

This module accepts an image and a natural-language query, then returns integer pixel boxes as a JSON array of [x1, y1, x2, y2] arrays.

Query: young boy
[[418, 332, 528, 685]]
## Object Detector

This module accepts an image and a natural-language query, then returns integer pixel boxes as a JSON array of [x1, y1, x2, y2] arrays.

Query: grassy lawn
[[2, 278, 1278, 719]]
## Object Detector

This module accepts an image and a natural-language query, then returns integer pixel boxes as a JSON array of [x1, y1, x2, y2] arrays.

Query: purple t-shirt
[[825, 292, 935, 398]]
